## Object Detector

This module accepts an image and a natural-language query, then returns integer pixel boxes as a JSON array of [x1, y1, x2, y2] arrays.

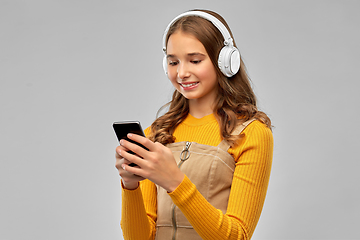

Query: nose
[[177, 62, 190, 80]]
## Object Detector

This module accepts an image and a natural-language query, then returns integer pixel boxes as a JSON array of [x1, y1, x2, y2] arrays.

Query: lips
[[179, 82, 199, 90]]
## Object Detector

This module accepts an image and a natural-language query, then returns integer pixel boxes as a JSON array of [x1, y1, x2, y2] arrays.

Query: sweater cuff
[[121, 179, 140, 191], [121, 180, 146, 210], [121, 179, 142, 199], [168, 175, 197, 206]]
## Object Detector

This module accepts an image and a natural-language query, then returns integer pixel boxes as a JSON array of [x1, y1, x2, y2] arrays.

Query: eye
[[168, 60, 178, 66], [191, 60, 202, 64]]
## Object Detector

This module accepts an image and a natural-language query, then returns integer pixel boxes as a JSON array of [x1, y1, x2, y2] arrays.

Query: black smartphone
[[113, 121, 148, 166]]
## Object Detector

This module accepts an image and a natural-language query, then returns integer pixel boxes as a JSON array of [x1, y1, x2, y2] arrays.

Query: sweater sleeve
[[120, 127, 158, 240], [120, 179, 157, 240], [168, 121, 273, 239]]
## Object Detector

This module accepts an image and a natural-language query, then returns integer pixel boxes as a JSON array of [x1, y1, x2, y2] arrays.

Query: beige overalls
[[155, 120, 254, 240]]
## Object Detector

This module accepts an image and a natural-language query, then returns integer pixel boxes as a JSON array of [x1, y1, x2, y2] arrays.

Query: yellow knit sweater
[[120, 113, 273, 240]]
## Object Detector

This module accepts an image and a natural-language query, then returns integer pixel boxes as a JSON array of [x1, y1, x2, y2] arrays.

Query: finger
[[118, 147, 143, 167], [115, 145, 130, 156], [122, 162, 145, 178], [120, 165, 145, 182], [115, 157, 124, 170], [120, 138, 149, 159], [122, 158, 132, 164], [116, 157, 143, 177], [115, 156, 130, 172], [115, 145, 129, 158], [127, 133, 155, 152], [115, 156, 132, 166]]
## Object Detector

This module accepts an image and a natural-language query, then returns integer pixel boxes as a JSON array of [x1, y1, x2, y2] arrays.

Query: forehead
[[166, 31, 207, 55]]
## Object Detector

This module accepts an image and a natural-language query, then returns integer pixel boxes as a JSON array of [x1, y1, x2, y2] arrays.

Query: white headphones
[[162, 11, 241, 78]]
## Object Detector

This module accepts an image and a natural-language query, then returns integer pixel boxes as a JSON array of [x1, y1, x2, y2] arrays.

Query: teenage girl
[[115, 9, 273, 240]]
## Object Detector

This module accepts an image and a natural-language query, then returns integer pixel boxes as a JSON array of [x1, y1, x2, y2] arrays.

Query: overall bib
[[155, 120, 254, 240]]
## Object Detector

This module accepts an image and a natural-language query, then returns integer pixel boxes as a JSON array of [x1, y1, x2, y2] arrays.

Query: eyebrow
[[166, 52, 206, 58]]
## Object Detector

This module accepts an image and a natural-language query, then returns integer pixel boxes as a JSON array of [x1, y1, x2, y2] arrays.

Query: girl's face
[[166, 31, 218, 106]]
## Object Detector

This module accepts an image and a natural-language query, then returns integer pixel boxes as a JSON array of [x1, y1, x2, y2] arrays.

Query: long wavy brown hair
[[148, 9, 271, 147]]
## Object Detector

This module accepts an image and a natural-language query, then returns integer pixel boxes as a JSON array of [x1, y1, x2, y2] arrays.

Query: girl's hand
[[117, 134, 184, 193], [115, 144, 145, 190]]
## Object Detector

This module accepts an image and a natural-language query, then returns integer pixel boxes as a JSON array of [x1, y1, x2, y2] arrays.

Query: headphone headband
[[162, 10, 240, 78], [162, 11, 234, 53]]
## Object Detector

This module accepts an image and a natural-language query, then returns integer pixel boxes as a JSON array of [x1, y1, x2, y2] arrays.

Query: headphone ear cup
[[218, 46, 241, 77], [163, 55, 168, 75]]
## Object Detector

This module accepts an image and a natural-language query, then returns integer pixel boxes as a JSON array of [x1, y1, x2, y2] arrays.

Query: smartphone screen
[[113, 120, 144, 139], [113, 121, 148, 166]]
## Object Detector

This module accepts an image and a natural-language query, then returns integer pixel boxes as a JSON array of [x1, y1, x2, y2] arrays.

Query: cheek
[[198, 64, 217, 82]]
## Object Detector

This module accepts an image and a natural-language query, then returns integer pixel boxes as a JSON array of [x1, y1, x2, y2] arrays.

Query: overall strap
[[217, 118, 256, 152]]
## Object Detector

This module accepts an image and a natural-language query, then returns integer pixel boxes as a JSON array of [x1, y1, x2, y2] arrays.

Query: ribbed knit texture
[[121, 113, 273, 240]]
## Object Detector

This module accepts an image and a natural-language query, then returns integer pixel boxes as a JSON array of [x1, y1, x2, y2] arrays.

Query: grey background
[[1, 0, 359, 239]]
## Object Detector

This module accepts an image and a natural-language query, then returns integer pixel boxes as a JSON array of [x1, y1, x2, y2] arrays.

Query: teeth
[[181, 82, 197, 88]]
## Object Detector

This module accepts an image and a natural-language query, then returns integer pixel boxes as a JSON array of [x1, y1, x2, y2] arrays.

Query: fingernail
[[122, 164, 126, 170], [120, 140, 123, 145], [127, 133, 132, 138], [118, 149, 122, 156]]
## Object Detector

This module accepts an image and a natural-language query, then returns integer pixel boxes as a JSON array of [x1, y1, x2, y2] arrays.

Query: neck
[[188, 99, 215, 119]]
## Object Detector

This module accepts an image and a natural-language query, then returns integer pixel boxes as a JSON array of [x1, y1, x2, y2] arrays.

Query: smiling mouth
[[180, 82, 199, 88]]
